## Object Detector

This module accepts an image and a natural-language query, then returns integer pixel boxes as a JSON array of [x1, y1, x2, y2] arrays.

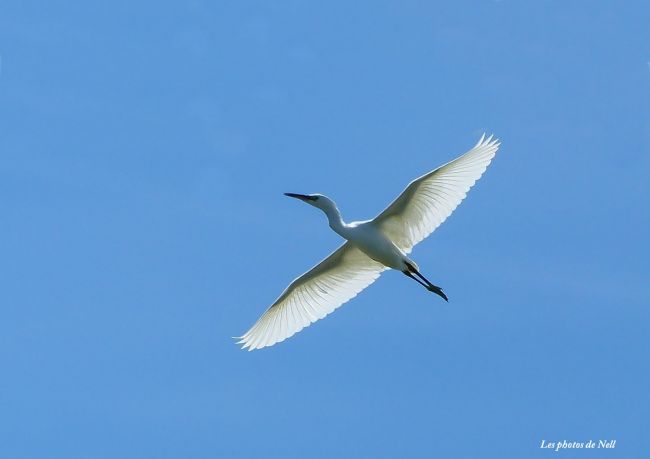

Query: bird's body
[[334, 219, 415, 272], [237, 134, 501, 351]]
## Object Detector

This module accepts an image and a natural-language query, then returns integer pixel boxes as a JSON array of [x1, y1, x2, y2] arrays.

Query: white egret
[[237, 134, 500, 350]]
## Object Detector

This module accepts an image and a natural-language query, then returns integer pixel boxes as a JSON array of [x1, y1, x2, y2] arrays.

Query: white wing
[[237, 242, 386, 351], [375, 134, 500, 253]]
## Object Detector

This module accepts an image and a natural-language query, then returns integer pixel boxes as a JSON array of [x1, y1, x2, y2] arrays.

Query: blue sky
[[1, 1, 648, 457]]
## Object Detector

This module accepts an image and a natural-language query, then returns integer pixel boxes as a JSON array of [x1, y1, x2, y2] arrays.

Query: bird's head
[[284, 193, 337, 212]]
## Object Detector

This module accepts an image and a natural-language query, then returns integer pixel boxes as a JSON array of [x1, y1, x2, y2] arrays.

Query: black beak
[[284, 193, 317, 201]]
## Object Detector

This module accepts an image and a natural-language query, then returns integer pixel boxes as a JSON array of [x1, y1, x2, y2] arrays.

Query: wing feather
[[374, 134, 500, 253], [237, 242, 387, 350]]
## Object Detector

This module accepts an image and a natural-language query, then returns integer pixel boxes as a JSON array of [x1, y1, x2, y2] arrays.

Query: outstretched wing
[[237, 242, 387, 351], [374, 134, 500, 254]]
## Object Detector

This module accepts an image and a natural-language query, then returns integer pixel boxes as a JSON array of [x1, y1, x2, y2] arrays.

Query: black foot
[[427, 285, 448, 302]]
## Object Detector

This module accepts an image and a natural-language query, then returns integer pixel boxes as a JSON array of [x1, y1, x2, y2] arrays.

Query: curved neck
[[322, 205, 346, 236]]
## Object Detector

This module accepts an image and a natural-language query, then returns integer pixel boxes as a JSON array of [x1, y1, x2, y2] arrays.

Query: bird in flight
[[237, 134, 500, 350]]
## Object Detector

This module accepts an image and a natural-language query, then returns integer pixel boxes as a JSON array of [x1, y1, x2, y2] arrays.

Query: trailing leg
[[403, 270, 430, 290], [404, 262, 449, 302]]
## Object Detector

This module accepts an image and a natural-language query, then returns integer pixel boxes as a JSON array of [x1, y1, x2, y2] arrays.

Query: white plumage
[[237, 134, 500, 350]]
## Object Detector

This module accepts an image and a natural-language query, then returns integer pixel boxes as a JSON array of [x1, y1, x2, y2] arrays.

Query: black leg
[[403, 270, 430, 289], [404, 263, 449, 302]]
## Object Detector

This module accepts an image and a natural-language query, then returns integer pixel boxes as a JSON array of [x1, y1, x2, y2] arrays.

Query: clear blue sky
[[1, 1, 648, 458]]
